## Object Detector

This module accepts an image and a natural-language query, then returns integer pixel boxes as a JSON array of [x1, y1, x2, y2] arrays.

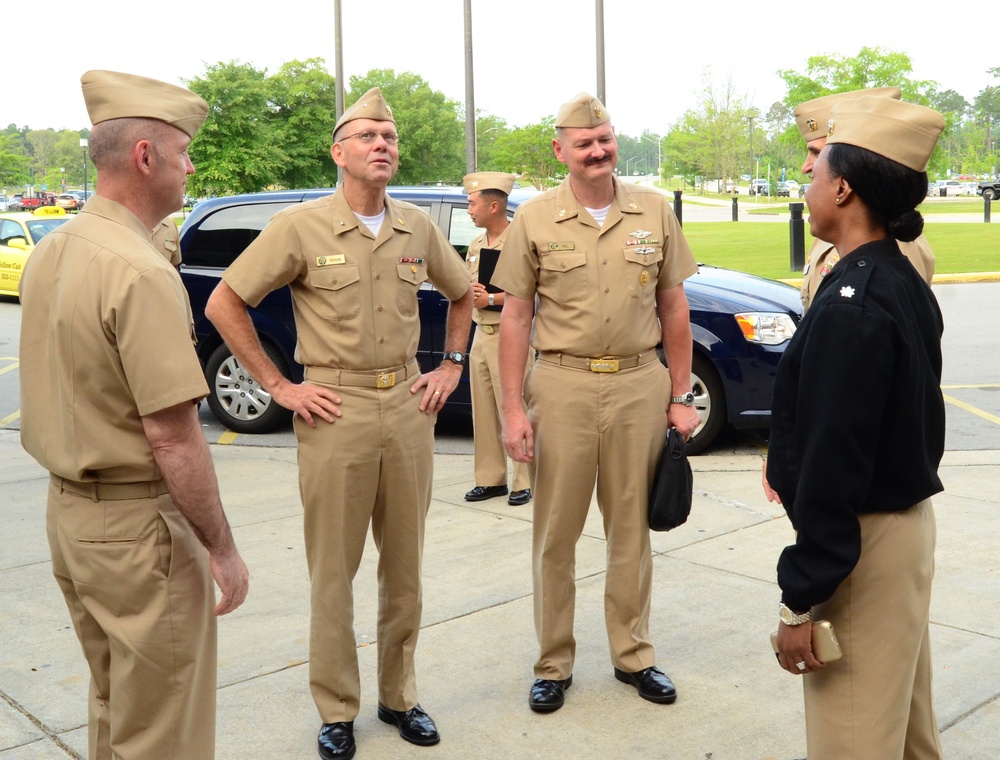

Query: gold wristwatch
[[779, 603, 811, 626]]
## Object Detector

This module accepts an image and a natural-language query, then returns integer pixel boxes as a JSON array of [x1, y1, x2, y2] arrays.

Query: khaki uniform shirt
[[151, 217, 181, 267], [493, 178, 697, 356], [223, 191, 471, 370], [467, 227, 508, 327], [801, 235, 935, 311], [19, 196, 209, 483]]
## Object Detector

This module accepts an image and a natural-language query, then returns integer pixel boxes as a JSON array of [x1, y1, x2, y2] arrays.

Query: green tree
[[475, 114, 510, 171], [185, 60, 289, 196], [663, 75, 755, 190], [489, 117, 562, 190], [0, 133, 30, 188], [269, 58, 339, 188], [347, 69, 465, 185]]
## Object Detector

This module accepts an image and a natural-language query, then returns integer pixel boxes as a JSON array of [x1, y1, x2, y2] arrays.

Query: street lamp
[[80, 138, 88, 200], [641, 133, 663, 181]]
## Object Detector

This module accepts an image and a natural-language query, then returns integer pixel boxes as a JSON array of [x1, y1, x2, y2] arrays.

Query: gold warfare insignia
[[806, 118, 818, 133], [639, 270, 650, 286], [549, 241, 575, 251], [316, 255, 346, 266]]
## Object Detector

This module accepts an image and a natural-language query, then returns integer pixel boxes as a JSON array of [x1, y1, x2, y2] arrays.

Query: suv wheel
[[984, 188, 997, 201], [686, 353, 726, 455], [205, 342, 293, 434]]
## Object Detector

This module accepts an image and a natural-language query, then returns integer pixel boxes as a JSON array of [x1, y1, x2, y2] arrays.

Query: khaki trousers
[[524, 357, 670, 678], [294, 379, 435, 722], [469, 325, 532, 491], [46, 482, 217, 760], [805, 499, 943, 760]]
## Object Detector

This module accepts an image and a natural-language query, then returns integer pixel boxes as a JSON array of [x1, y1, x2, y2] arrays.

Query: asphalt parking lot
[[2, 280, 1000, 759]]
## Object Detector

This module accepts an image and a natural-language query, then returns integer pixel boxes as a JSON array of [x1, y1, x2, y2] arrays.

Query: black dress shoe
[[318, 721, 356, 760], [508, 488, 532, 505], [614, 666, 677, 704], [528, 674, 572, 712], [464, 484, 509, 501], [377, 703, 440, 746]]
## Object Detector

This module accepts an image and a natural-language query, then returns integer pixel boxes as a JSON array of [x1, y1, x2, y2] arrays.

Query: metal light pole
[[595, 0, 606, 105], [79, 138, 88, 199], [464, 0, 476, 172], [334, 0, 344, 186]]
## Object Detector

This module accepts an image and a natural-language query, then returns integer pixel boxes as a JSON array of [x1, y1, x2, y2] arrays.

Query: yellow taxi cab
[[0, 206, 70, 298]]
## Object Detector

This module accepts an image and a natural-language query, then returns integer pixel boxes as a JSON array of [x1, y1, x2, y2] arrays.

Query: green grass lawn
[[682, 222, 1000, 281]]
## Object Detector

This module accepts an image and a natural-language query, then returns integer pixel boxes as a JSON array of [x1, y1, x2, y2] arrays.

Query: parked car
[[976, 177, 1000, 201], [776, 181, 799, 197], [0, 207, 70, 298], [749, 179, 770, 196], [65, 190, 89, 208], [929, 179, 964, 197], [55, 194, 81, 211], [179, 187, 802, 454], [798, 183, 810, 198]]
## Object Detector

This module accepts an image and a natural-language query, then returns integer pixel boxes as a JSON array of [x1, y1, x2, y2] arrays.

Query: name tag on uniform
[[316, 255, 346, 266], [548, 242, 575, 251]]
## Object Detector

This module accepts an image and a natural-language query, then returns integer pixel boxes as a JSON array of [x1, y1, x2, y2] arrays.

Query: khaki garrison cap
[[555, 93, 610, 128], [81, 70, 208, 139], [334, 87, 395, 136], [827, 96, 944, 173], [793, 87, 900, 142], [463, 171, 516, 196]]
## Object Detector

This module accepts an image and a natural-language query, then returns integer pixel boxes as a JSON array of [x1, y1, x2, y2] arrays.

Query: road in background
[[1, 281, 998, 455]]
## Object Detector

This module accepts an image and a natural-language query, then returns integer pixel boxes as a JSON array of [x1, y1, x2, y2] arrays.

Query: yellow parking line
[[941, 383, 1000, 390], [942, 394, 1000, 427], [0, 360, 19, 376], [217, 430, 239, 445], [0, 410, 20, 426]]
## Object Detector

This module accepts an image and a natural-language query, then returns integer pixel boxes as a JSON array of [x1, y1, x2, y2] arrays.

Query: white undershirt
[[355, 209, 385, 237], [585, 204, 612, 227]]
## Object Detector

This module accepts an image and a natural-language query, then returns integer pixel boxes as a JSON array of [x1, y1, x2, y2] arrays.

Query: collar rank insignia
[[840, 285, 856, 298]]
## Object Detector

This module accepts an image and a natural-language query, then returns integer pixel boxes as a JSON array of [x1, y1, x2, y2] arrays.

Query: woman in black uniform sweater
[[766, 96, 947, 760]]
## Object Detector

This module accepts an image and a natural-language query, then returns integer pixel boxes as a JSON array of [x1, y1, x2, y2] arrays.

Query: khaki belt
[[538, 349, 658, 373], [305, 359, 420, 389], [478, 323, 500, 335], [52, 475, 168, 502]]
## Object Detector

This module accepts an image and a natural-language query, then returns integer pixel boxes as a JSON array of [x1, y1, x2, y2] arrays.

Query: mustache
[[584, 155, 610, 167]]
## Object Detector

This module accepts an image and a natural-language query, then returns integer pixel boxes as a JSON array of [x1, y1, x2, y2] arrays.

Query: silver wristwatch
[[487, 293, 495, 306], [670, 392, 695, 407], [778, 603, 812, 626]]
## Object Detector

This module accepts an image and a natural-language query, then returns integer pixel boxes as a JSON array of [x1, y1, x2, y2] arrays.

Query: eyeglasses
[[339, 130, 399, 145]]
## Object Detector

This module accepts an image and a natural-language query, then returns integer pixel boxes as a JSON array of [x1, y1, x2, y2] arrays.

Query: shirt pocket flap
[[308, 265, 360, 291], [539, 251, 587, 273], [396, 262, 428, 285], [622, 247, 663, 266]]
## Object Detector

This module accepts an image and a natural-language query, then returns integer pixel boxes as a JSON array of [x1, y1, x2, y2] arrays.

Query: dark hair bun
[[886, 210, 924, 243]]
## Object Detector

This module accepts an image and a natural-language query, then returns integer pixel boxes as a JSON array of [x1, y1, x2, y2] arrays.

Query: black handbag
[[648, 428, 693, 531]]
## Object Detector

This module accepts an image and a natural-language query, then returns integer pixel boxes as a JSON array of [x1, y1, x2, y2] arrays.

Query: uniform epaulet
[[829, 256, 874, 306]]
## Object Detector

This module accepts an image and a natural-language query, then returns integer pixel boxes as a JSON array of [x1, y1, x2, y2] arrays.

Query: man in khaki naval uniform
[[794, 87, 936, 311], [205, 87, 473, 760], [151, 215, 181, 270], [493, 93, 701, 713], [462, 171, 533, 506], [18, 70, 249, 760]]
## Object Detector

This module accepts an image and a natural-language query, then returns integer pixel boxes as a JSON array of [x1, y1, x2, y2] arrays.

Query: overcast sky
[[9, 1, 996, 137]]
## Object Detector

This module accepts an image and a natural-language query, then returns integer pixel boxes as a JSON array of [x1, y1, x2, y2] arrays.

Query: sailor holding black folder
[[462, 171, 533, 506]]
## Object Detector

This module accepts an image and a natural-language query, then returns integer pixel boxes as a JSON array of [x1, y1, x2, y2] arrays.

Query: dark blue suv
[[179, 186, 802, 454]]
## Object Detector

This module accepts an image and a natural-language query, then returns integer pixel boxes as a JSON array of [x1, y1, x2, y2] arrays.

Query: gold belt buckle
[[376, 371, 397, 389], [589, 358, 619, 373]]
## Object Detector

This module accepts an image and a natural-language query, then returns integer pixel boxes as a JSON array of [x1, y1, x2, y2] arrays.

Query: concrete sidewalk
[[2, 428, 999, 759]]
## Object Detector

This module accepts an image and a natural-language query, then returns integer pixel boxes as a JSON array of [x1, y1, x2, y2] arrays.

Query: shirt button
[[376, 274, 381, 280], [605, 317, 611, 323], [604, 288, 610, 293], [379, 337, 385, 344], [603, 259, 608, 265], [377, 306, 384, 312]]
